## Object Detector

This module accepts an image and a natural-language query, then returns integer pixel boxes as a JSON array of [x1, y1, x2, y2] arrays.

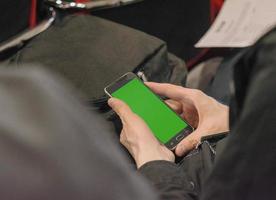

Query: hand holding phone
[[104, 72, 194, 150], [108, 98, 175, 168], [146, 82, 230, 156]]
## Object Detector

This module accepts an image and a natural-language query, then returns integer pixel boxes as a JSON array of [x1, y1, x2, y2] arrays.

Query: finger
[[165, 99, 182, 114], [145, 82, 191, 100], [175, 131, 200, 156], [119, 129, 127, 145], [108, 98, 133, 121]]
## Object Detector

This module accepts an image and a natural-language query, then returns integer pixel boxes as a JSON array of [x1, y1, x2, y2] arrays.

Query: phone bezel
[[104, 72, 194, 150]]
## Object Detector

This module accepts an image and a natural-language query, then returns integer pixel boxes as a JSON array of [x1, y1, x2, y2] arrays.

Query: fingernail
[[108, 98, 116, 107], [176, 145, 185, 156]]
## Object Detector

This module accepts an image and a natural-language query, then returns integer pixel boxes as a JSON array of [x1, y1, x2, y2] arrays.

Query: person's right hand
[[146, 82, 229, 156]]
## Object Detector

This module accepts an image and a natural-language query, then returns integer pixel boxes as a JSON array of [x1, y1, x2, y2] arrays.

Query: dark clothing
[[0, 65, 218, 200], [205, 50, 242, 105], [0, 0, 30, 43], [13, 15, 187, 101], [139, 28, 276, 200], [0, 65, 220, 200], [0, 67, 157, 200], [202, 28, 276, 200], [0, 28, 276, 200], [93, 0, 211, 61], [139, 135, 225, 200], [0, 0, 47, 44]]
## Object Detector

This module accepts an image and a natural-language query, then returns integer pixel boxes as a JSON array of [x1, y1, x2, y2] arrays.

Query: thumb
[[165, 99, 182, 114], [108, 98, 133, 120], [145, 82, 185, 101], [175, 130, 201, 156]]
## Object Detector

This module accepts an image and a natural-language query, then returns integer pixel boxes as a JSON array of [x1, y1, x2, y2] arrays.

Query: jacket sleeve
[[0, 67, 159, 200], [139, 160, 197, 200]]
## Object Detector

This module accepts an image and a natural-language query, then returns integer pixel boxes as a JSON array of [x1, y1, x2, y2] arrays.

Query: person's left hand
[[108, 98, 175, 168]]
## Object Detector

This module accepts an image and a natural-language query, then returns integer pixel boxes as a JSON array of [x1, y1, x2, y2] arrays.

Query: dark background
[[1, 0, 211, 61], [93, 0, 211, 61]]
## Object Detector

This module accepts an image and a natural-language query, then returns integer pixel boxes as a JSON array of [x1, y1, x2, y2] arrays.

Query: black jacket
[[138, 27, 276, 200], [0, 28, 275, 200]]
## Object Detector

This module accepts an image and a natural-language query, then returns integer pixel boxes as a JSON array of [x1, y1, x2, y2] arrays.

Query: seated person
[[108, 27, 276, 200], [0, 29, 275, 200], [108, 82, 229, 167]]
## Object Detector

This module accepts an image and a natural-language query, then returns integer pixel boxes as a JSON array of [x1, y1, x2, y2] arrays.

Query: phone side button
[[176, 134, 185, 141]]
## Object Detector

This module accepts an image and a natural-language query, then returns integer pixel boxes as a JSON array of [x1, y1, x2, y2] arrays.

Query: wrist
[[134, 146, 175, 168]]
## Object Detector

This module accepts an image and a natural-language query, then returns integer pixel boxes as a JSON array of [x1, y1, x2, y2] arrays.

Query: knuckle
[[120, 133, 125, 143], [188, 138, 200, 148], [162, 84, 172, 92], [190, 89, 204, 100], [172, 84, 183, 91], [180, 137, 199, 150], [162, 83, 172, 87], [119, 136, 123, 143], [116, 102, 125, 111], [193, 89, 202, 96], [122, 113, 136, 124], [176, 143, 186, 154]]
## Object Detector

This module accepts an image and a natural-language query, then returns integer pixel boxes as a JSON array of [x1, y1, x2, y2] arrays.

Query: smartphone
[[104, 72, 193, 149]]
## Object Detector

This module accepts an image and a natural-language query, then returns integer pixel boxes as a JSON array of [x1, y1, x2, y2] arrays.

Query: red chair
[[187, 0, 225, 70]]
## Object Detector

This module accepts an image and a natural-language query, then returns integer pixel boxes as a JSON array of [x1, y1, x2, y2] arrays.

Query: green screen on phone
[[111, 78, 188, 144]]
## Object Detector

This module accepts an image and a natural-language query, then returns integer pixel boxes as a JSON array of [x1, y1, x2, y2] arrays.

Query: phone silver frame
[[104, 72, 194, 150], [104, 72, 134, 98]]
